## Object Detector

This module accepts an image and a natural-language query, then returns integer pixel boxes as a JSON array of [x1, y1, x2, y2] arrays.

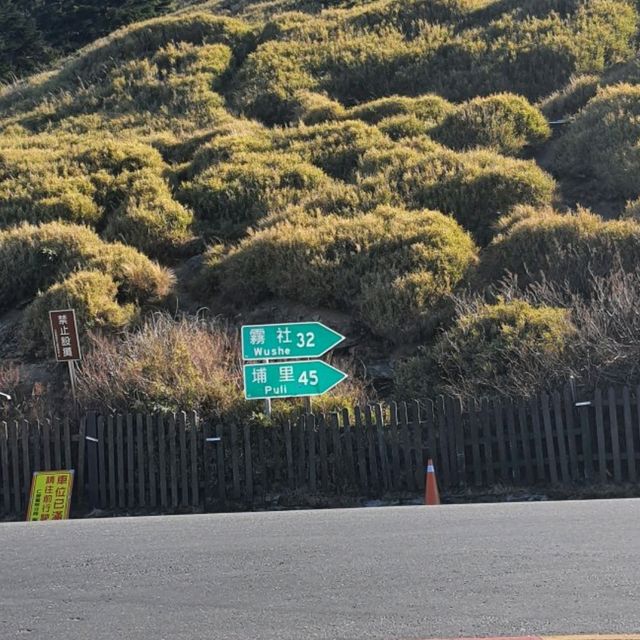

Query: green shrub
[[274, 119, 393, 181], [347, 94, 454, 126], [550, 84, 640, 199], [539, 74, 600, 120], [103, 169, 194, 258], [395, 300, 574, 399], [229, 39, 316, 125], [0, 222, 172, 312], [208, 206, 478, 341], [433, 93, 551, 154], [0, 134, 192, 256], [22, 271, 138, 355], [360, 145, 556, 244], [179, 151, 331, 239], [478, 207, 640, 292], [76, 314, 246, 416], [377, 115, 435, 141], [290, 90, 347, 125]]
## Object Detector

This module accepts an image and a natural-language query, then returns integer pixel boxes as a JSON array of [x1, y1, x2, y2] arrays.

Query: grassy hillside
[[1, 0, 640, 417]]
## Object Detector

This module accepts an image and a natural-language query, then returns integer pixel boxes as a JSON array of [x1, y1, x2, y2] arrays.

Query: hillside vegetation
[[1, 0, 640, 416]]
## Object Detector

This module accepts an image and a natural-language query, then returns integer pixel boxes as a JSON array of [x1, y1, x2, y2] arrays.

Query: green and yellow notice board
[[26, 470, 74, 521]]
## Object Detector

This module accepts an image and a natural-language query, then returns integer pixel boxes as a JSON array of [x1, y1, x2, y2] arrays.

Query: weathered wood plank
[[9, 422, 21, 515], [33, 421, 41, 473], [243, 421, 253, 503], [63, 418, 72, 471], [116, 415, 125, 509], [435, 396, 451, 488], [341, 409, 356, 489], [97, 416, 107, 508], [168, 414, 178, 508], [480, 399, 494, 485], [529, 397, 545, 482], [318, 414, 329, 492], [579, 403, 594, 481], [271, 424, 282, 486], [450, 397, 466, 485], [364, 406, 379, 493], [505, 401, 520, 483], [541, 394, 558, 484], [622, 387, 636, 483], [178, 412, 188, 508], [552, 392, 570, 484], [297, 416, 306, 488], [388, 402, 401, 491], [354, 407, 368, 491], [52, 419, 62, 470], [157, 414, 167, 509], [329, 413, 342, 490], [469, 401, 483, 487], [107, 416, 116, 510], [374, 404, 390, 492], [137, 414, 147, 508], [284, 420, 294, 490], [230, 421, 241, 500], [190, 412, 199, 508], [493, 399, 509, 482], [147, 415, 157, 509], [410, 401, 424, 491], [216, 422, 226, 502], [42, 419, 51, 471], [594, 388, 607, 482], [126, 414, 135, 508], [563, 385, 579, 481], [607, 387, 622, 483], [517, 400, 534, 486], [1, 422, 10, 514], [86, 413, 99, 509], [398, 403, 415, 492], [256, 424, 265, 498], [77, 416, 86, 505], [308, 414, 317, 493], [21, 421, 31, 507]]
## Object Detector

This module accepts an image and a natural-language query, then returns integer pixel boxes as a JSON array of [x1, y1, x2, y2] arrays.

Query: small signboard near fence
[[49, 310, 81, 362], [27, 471, 74, 521]]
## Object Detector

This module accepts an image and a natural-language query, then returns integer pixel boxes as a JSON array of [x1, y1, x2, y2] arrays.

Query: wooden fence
[[2, 383, 640, 519]]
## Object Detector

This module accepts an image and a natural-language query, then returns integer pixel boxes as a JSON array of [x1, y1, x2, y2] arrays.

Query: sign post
[[49, 309, 82, 409]]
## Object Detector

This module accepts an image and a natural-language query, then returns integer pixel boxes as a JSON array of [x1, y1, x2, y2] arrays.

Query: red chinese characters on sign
[[49, 309, 82, 362]]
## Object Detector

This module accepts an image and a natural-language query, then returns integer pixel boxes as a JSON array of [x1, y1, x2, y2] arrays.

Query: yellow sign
[[26, 471, 74, 521]]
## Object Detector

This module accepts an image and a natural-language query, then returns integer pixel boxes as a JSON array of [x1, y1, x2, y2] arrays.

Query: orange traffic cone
[[424, 459, 441, 506]]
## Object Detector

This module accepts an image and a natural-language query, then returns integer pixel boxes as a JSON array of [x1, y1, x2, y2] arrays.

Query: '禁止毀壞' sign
[[49, 309, 82, 362], [243, 360, 348, 400], [26, 470, 74, 521], [241, 322, 345, 361]]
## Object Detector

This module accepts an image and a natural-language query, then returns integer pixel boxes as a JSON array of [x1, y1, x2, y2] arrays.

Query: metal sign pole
[[264, 359, 272, 417], [68, 360, 78, 417]]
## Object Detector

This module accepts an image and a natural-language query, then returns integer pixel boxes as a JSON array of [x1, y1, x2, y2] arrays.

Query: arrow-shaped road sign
[[243, 360, 348, 400], [242, 322, 345, 361]]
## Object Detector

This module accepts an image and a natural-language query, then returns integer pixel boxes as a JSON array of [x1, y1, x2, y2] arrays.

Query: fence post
[[86, 412, 99, 510]]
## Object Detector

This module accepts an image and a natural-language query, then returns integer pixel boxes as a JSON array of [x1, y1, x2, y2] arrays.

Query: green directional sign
[[243, 360, 348, 400], [241, 322, 345, 361]]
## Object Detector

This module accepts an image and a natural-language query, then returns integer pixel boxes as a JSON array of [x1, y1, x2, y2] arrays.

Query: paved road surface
[[2, 500, 640, 640]]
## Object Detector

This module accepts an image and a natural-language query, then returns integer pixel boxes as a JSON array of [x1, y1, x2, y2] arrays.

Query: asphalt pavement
[[1, 500, 640, 640]]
